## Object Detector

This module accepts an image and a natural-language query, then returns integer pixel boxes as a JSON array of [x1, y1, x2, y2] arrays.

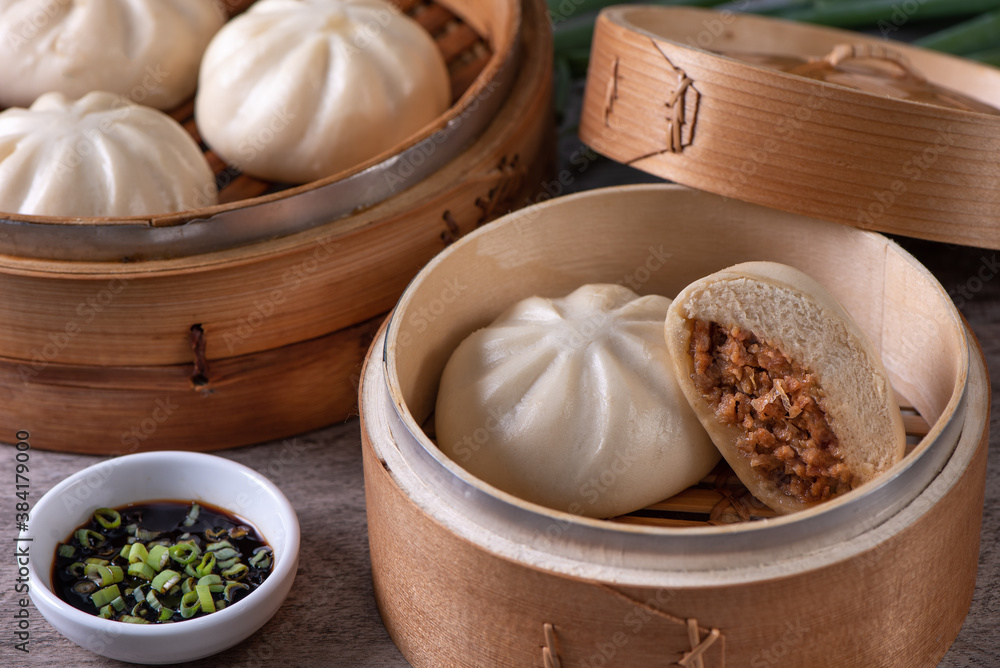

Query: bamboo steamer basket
[[578, 5, 1000, 249], [0, 0, 554, 452], [359, 184, 988, 667]]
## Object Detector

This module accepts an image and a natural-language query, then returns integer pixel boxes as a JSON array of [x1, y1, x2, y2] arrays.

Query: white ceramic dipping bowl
[[19, 450, 300, 664]]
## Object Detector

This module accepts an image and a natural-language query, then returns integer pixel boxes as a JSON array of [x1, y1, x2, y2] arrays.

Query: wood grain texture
[[1, 139, 997, 668], [360, 182, 984, 666], [0, 0, 554, 453], [362, 334, 988, 667], [579, 6, 1000, 249]]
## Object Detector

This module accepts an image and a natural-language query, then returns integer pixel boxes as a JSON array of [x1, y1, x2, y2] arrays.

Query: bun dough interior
[[664, 261, 907, 514]]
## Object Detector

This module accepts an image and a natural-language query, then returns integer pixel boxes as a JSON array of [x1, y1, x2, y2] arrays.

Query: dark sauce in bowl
[[52, 500, 273, 623]]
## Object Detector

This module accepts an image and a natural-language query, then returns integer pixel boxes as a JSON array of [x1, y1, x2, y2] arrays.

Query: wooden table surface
[[3, 95, 1000, 668]]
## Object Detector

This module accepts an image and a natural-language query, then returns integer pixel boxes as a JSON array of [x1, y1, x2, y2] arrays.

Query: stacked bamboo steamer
[[360, 7, 993, 667], [0, 0, 555, 453]]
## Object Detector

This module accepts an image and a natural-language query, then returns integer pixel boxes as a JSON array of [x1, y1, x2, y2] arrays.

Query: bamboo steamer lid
[[359, 184, 987, 667], [578, 6, 1000, 249], [0, 0, 555, 452]]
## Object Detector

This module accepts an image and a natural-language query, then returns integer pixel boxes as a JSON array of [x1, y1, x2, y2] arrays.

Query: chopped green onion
[[90, 584, 122, 608], [206, 539, 234, 552], [183, 503, 201, 527], [146, 544, 170, 571], [221, 563, 249, 580], [197, 574, 224, 593], [127, 542, 148, 565], [192, 553, 215, 578], [76, 530, 105, 549], [151, 569, 181, 594], [145, 589, 163, 611], [179, 591, 200, 619], [207, 547, 238, 562], [128, 561, 157, 581], [135, 529, 160, 542], [195, 584, 216, 613], [120, 615, 151, 624], [223, 581, 249, 603], [168, 542, 200, 566], [72, 580, 98, 595], [216, 557, 239, 571], [93, 508, 121, 530], [205, 527, 227, 541], [85, 564, 123, 586], [55, 501, 273, 624], [250, 547, 273, 570]]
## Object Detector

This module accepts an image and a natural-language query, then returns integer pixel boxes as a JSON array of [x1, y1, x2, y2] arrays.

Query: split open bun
[[664, 261, 906, 514]]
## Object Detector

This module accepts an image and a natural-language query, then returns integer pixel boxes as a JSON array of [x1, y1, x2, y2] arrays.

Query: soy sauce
[[52, 500, 273, 622]]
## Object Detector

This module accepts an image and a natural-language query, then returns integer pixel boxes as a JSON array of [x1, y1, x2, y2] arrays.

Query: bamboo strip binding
[[361, 323, 988, 667], [0, 0, 554, 453], [360, 184, 985, 666], [580, 6, 1000, 249]]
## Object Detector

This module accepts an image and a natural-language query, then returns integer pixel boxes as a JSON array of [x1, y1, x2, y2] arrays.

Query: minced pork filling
[[689, 319, 854, 504]]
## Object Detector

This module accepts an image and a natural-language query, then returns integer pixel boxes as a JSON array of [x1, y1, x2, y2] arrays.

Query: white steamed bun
[[0, 91, 217, 217], [435, 284, 720, 519], [195, 0, 451, 184]]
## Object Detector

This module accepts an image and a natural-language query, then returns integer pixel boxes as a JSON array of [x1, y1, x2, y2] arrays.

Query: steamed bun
[[0, 0, 225, 110], [195, 0, 451, 183], [434, 284, 719, 519], [0, 91, 217, 217]]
